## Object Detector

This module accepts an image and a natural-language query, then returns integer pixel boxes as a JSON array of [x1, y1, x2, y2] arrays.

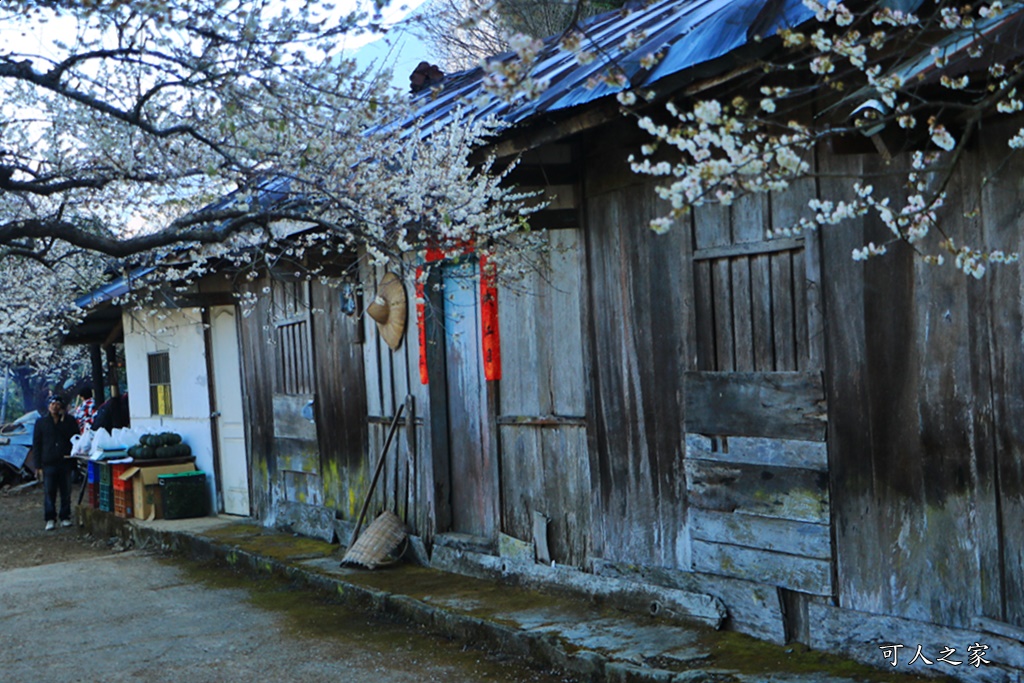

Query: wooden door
[[442, 260, 498, 537], [684, 196, 832, 603], [209, 305, 251, 516], [271, 279, 322, 505]]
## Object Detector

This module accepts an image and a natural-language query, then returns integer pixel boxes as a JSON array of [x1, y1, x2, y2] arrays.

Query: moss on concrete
[[200, 524, 337, 561], [174, 556, 575, 683], [694, 630, 956, 683]]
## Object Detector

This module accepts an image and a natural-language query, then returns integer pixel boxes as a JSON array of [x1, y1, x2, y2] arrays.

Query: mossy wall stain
[[322, 459, 341, 510]]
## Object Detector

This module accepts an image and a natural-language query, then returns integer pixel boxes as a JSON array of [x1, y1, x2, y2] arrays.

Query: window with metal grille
[[273, 280, 315, 395], [148, 352, 173, 415], [275, 319, 314, 394]]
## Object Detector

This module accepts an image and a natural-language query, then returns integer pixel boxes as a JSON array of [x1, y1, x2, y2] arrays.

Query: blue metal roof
[[73, 175, 296, 313], [398, 0, 817, 133], [74, 265, 157, 310]]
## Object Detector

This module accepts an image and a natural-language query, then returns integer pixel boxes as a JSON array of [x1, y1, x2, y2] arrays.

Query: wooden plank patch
[[272, 393, 318, 441], [684, 371, 826, 441], [689, 509, 831, 560], [692, 539, 832, 596], [685, 434, 828, 471], [590, 557, 788, 644], [685, 459, 829, 524]]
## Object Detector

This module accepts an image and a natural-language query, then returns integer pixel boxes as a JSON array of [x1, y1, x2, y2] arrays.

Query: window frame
[[148, 351, 173, 416]]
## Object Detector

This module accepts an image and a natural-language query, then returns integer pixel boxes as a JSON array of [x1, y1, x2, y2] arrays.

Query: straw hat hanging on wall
[[366, 272, 407, 351]]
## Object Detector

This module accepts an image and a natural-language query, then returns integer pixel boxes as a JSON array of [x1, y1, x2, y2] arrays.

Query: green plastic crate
[[158, 471, 208, 519]]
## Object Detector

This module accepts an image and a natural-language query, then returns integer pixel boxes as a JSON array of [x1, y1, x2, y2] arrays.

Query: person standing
[[32, 395, 80, 530], [74, 387, 96, 433]]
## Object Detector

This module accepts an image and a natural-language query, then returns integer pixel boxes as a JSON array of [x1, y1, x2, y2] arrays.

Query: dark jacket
[[32, 412, 80, 468]]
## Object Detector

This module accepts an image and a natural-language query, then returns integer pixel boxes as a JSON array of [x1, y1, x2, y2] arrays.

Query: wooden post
[[91, 344, 105, 404]]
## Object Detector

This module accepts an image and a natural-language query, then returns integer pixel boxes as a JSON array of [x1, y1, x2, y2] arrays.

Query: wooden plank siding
[[310, 280, 368, 520], [817, 141, 1021, 629], [360, 261, 432, 538], [439, 259, 500, 537], [976, 120, 1024, 628], [680, 134, 833, 598], [582, 132, 692, 567], [236, 278, 278, 520], [233, 269, 370, 522], [497, 228, 590, 565]]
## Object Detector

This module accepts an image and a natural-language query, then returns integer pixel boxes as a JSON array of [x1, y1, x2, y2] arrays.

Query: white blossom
[[929, 118, 957, 151]]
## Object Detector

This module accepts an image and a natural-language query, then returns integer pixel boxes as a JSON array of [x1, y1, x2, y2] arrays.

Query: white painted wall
[[122, 306, 218, 511]]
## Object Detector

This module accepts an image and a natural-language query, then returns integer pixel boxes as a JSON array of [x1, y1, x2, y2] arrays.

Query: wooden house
[[68, 1, 1024, 678], [345, 1, 1024, 679]]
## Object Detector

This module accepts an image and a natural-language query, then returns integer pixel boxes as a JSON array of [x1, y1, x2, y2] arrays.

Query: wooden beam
[[684, 371, 827, 441], [504, 164, 579, 187], [496, 414, 587, 427], [530, 208, 579, 231], [479, 101, 622, 162], [693, 236, 804, 261], [91, 345, 105, 404], [171, 291, 238, 308], [102, 319, 123, 347], [685, 458, 830, 524]]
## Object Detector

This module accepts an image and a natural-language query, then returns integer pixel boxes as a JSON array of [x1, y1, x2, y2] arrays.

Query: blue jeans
[[43, 463, 71, 522]]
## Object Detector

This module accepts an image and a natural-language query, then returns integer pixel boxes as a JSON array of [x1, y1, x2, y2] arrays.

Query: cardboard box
[[119, 463, 196, 520]]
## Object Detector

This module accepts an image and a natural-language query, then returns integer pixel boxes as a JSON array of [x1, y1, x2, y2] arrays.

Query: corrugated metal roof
[[397, 0, 817, 133], [890, 2, 1024, 84], [73, 175, 296, 313], [74, 266, 157, 310]]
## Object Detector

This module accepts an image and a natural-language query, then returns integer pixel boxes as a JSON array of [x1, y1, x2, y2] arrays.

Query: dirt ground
[[0, 481, 115, 570], [0, 483, 575, 683]]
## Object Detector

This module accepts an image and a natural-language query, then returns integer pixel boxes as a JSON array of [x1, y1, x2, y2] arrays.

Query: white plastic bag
[[88, 428, 112, 460], [71, 429, 93, 457]]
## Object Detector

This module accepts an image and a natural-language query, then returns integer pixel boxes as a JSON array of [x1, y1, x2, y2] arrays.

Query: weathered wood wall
[[680, 151, 831, 601], [497, 228, 590, 565], [580, 118, 831, 590], [237, 276, 277, 519], [820, 121, 1024, 629], [236, 272, 368, 524], [582, 125, 692, 567], [361, 262, 433, 538], [440, 259, 499, 538], [311, 279, 368, 519]]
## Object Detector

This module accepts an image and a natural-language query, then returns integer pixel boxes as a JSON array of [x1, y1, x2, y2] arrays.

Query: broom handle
[[349, 403, 405, 547]]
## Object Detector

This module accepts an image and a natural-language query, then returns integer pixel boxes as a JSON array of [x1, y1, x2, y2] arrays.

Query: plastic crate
[[158, 471, 208, 520], [87, 482, 99, 508], [112, 463, 132, 491], [87, 461, 98, 484], [113, 486, 133, 518], [98, 462, 111, 487], [99, 484, 113, 512]]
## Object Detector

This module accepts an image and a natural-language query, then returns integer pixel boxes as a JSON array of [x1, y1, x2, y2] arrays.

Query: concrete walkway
[[76, 507, 946, 683]]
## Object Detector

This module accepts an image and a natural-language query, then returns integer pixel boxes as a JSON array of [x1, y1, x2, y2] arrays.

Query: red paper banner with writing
[[415, 265, 429, 385], [479, 254, 501, 381]]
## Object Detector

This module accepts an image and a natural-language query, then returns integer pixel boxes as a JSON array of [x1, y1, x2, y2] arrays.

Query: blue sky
[[345, 0, 435, 92]]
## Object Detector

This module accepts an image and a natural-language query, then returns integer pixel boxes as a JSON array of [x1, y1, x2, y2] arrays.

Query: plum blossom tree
[[475, 0, 1024, 279], [622, 0, 1024, 278], [412, 0, 623, 72], [0, 0, 541, 379]]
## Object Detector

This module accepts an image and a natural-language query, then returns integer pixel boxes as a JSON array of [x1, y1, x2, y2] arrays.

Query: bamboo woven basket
[[341, 510, 407, 569]]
